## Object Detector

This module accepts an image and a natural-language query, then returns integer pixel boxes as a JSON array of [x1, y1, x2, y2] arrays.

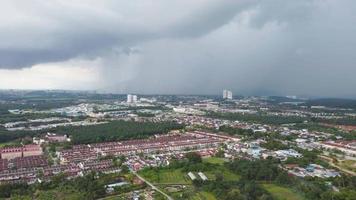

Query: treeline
[[0, 127, 38, 144], [219, 125, 253, 136], [208, 112, 307, 125], [312, 117, 356, 126], [0, 120, 184, 145], [94, 105, 169, 113], [0, 112, 63, 124], [227, 159, 356, 200], [303, 98, 356, 109], [209, 111, 356, 127], [218, 125, 267, 140], [0, 99, 78, 111], [0, 172, 111, 200], [135, 112, 155, 117], [50, 120, 184, 144]]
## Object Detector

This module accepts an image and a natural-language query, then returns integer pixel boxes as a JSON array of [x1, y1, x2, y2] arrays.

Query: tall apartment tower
[[127, 94, 133, 103], [127, 94, 138, 103], [132, 95, 137, 102], [223, 90, 233, 100]]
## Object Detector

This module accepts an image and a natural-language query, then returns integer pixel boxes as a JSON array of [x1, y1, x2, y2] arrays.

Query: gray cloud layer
[[1, 0, 356, 97]]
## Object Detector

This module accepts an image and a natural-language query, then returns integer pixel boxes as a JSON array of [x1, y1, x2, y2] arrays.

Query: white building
[[127, 94, 138, 103], [187, 172, 196, 180], [223, 90, 233, 100], [198, 172, 208, 181], [132, 95, 137, 102], [275, 149, 302, 158]]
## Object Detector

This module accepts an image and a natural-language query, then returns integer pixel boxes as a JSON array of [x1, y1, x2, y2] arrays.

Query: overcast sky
[[0, 0, 355, 97]]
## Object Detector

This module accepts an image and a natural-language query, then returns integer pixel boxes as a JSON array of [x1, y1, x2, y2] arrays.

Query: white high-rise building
[[127, 94, 138, 103], [223, 90, 233, 100], [127, 94, 133, 103], [227, 91, 233, 99], [132, 95, 137, 102]]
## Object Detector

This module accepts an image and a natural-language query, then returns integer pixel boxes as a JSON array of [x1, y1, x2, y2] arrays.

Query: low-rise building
[[0, 145, 43, 160], [187, 172, 196, 180], [198, 172, 208, 181]]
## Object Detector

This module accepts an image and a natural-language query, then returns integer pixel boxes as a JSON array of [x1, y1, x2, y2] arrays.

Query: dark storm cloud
[[1, 0, 356, 97], [0, 0, 255, 68]]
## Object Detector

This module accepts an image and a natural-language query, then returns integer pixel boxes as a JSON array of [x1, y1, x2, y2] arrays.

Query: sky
[[0, 0, 356, 97]]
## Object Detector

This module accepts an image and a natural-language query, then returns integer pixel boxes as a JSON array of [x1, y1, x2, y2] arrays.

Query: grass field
[[262, 184, 305, 200], [140, 157, 239, 184], [139, 157, 239, 199], [139, 169, 189, 184], [339, 160, 356, 172], [101, 195, 126, 200], [204, 166, 240, 181], [203, 157, 226, 165], [203, 157, 239, 181], [190, 191, 217, 200]]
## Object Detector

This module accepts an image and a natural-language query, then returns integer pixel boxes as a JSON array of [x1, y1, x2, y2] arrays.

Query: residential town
[[0, 91, 355, 199]]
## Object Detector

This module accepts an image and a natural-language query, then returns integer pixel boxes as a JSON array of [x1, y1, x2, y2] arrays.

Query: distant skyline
[[0, 1, 356, 98]]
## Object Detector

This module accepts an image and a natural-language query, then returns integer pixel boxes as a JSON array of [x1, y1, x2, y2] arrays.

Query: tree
[[121, 164, 129, 174], [276, 172, 293, 185], [224, 189, 244, 200], [215, 172, 224, 182], [185, 152, 202, 164], [216, 150, 225, 158]]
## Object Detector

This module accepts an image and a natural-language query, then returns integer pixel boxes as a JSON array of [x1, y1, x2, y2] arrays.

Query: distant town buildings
[[285, 164, 340, 178], [319, 140, 356, 156], [57, 131, 229, 164], [1, 92, 353, 187], [33, 133, 71, 144], [127, 94, 138, 103], [223, 90, 233, 100], [0, 145, 43, 160], [173, 107, 205, 115]]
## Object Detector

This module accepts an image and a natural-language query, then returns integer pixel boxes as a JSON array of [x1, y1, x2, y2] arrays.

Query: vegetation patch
[[139, 169, 190, 184], [203, 157, 226, 165], [51, 120, 184, 144], [262, 184, 305, 200], [190, 191, 217, 200], [338, 160, 356, 173]]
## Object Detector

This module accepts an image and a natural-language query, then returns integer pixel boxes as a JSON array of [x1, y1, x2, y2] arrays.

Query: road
[[131, 170, 174, 200], [319, 155, 356, 176], [323, 151, 356, 161]]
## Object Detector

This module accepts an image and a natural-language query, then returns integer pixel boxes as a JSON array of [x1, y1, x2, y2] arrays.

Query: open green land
[[338, 160, 356, 173], [262, 184, 305, 200], [140, 158, 239, 185], [204, 166, 240, 181], [139, 169, 190, 184], [202, 157, 240, 181], [190, 191, 217, 200], [203, 157, 226, 165]]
